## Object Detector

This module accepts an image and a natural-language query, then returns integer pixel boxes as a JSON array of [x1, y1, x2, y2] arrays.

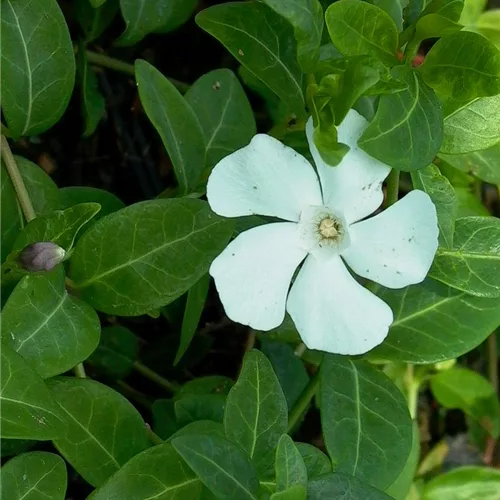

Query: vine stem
[[1, 135, 36, 222], [405, 364, 420, 420], [488, 332, 498, 394], [133, 361, 179, 393], [73, 363, 87, 378], [385, 169, 400, 207], [146, 425, 164, 445], [287, 370, 320, 433]]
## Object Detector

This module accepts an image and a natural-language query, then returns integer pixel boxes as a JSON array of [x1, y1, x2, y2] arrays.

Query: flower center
[[319, 217, 339, 239]]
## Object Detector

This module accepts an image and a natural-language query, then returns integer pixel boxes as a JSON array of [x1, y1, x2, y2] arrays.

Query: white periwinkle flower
[[207, 109, 439, 355]]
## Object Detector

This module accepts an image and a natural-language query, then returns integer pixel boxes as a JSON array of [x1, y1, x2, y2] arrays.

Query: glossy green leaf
[[0, 452, 67, 500], [196, 2, 305, 117], [368, 0, 408, 31], [69, 199, 233, 316], [423, 466, 500, 500], [167, 420, 225, 442], [430, 367, 500, 437], [262, 0, 323, 72], [1, 0, 75, 137], [471, 9, 500, 50], [2, 267, 100, 379], [1, 342, 65, 440], [74, 0, 119, 42], [175, 394, 226, 427], [49, 377, 149, 487], [419, 31, 500, 101], [421, 0, 464, 22], [185, 69, 256, 169], [275, 435, 308, 492], [271, 485, 307, 500], [308, 472, 394, 500], [414, 13, 462, 42], [411, 165, 458, 248], [175, 274, 210, 365], [325, 0, 399, 65], [89, 443, 201, 500], [136, 60, 206, 194], [295, 443, 332, 478], [429, 217, 500, 297], [359, 66, 443, 171], [459, 0, 486, 24], [369, 277, 500, 363], [224, 349, 288, 475], [173, 434, 260, 500], [320, 355, 412, 490]]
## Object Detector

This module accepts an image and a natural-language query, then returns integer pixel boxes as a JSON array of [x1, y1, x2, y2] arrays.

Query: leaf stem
[[405, 364, 420, 419], [133, 361, 179, 393], [385, 169, 400, 207], [488, 332, 498, 394], [287, 370, 320, 433], [1, 135, 36, 222], [84, 50, 190, 93], [146, 425, 164, 445], [73, 363, 87, 378]]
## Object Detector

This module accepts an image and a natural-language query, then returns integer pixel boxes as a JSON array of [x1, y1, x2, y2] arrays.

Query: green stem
[[405, 364, 420, 419], [385, 169, 400, 207], [133, 361, 179, 393], [146, 425, 164, 445], [488, 333, 498, 395], [84, 50, 190, 93], [73, 363, 87, 378], [287, 370, 320, 433], [1, 135, 36, 221]]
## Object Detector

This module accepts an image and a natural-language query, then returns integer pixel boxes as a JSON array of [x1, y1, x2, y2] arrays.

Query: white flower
[[207, 110, 439, 355]]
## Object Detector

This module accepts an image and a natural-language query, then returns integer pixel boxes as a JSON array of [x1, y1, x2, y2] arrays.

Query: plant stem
[[133, 361, 179, 393], [146, 425, 164, 445], [405, 364, 420, 419], [84, 50, 190, 93], [73, 363, 87, 378], [385, 169, 400, 207], [1, 135, 36, 222], [287, 370, 320, 433], [488, 332, 498, 394]]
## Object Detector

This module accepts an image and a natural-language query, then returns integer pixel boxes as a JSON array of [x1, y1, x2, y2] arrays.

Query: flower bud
[[19, 242, 66, 272]]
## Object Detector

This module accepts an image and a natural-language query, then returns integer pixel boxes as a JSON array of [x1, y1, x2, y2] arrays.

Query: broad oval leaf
[[419, 31, 500, 101], [275, 435, 308, 492], [1, 342, 65, 440], [49, 377, 149, 487], [172, 434, 260, 500], [325, 0, 399, 65], [196, 1, 305, 118], [175, 394, 226, 427], [359, 67, 443, 171], [1, 0, 75, 137], [69, 199, 233, 316], [2, 267, 100, 379], [320, 355, 412, 490], [295, 443, 332, 478], [74, 0, 119, 42], [1, 451, 67, 500], [430, 217, 500, 297], [421, 0, 464, 22], [368, 277, 500, 363], [167, 420, 225, 442], [89, 443, 201, 500], [136, 60, 206, 195], [224, 349, 288, 475]]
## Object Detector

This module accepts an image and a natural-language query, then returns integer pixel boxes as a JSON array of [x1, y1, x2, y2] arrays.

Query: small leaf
[[414, 13, 462, 42], [320, 355, 412, 490], [275, 435, 308, 492], [74, 0, 119, 42], [136, 60, 206, 194], [89, 443, 201, 500], [175, 394, 226, 427], [368, 0, 408, 31], [69, 199, 233, 316], [295, 443, 332, 478], [271, 485, 307, 500], [167, 420, 225, 442], [421, 0, 464, 22], [1, 0, 75, 137], [49, 377, 149, 487], [1, 452, 67, 500], [471, 9, 500, 50], [359, 66, 443, 171], [419, 31, 500, 100], [196, 2, 305, 117], [325, 0, 399, 65], [224, 349, 288, 475], [172, 434, 260, 500], [152, 399, 179, 440], [175, 376, 233, 399]]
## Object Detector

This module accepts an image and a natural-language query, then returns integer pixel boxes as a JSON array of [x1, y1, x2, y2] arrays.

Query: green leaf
[[224, 349, 288, 475], [175, 274, 210, 365], [295, 443, 332, 478], [175, 394, 226, 427], [325, 0, 399, 65], [414, 13, 462, 41], [135, 60, 206, 194], [459, 0, 486, 24], [411, 165, 458, 248], [74, 0, 119, 42], [153, 0, 199, 34], [359, 66, 443, 171], [368, 277, 500, 363], [440, 95, 500, 154], [69, 199, 233, 316], [89, 443, 201, 500], [320, 355, 412, 490], [175, 376, 233, 399], [421, 0, 465, 22], [1, 439, 36, 458], [0, 0, 75, 137], [153, 400, 179, 440], [49, 377, 149, 487], [1, 267, 100, 379], [275, 435, 308, 492], [308, 472, 394, 500], [167, 420, 225, 442], [1, 163, 22, 262], [430, 367, 500, 437], [429, 217, 500, 297], [172, 434, 260, 500], [185, 69, 256, 170], [423, 466, 500, 500], [471, 9, 500, 50], [196, 2, 305, 118], [60, 186, 124, 216], [419, 31, 500, 101], [261, 0, 324, 72], [271, 485, 307, 500], [1, 342, 65, 440], [1, 452, 67, 500]]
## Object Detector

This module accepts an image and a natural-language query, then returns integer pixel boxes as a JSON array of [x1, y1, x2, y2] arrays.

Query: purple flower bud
[[19, 242, 66, 272]]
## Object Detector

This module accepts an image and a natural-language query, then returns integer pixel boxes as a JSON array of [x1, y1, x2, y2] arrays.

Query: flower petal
[[306, 110, 391, 224], [287, 255, 393, 355], [210, 223, 307, 330], [207, 134, 322, 222], [343, 190, 439, 288]]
